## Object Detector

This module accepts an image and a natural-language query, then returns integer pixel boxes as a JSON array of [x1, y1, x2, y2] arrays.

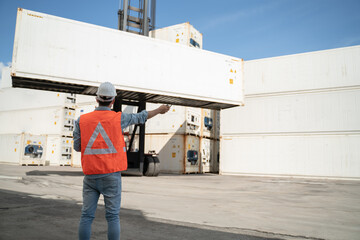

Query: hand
[[147, 104, 171, 119], [158, 104, 170, 114]]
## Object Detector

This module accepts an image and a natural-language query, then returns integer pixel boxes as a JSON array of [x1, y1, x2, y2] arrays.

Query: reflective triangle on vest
[[84, 122, 117, 155]]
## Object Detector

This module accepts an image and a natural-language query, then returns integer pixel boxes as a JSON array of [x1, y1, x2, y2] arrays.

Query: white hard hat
[[96, 82, 116, 102]]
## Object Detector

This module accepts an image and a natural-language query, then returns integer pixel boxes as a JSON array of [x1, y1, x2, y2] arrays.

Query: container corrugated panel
[[45, 135, 62, 165], [199, 138, 220, 173], [201, 109, 220, 139], [0, 67, 12, 89], [200, 138, 211, 173], [0, 134, 22, 164], [75, 95, 96, 105], [0, 106, 73, 136], [221, 89, 360, 135], [220, 46, 360, 178], [143, 134, 200, 174], [145, 103, 201, 135], [11, 9, 243, 110], [244, 45, 360, 95], [150, 22, 203, 49], [220, 134, 360, 178], [145, 134, 184, 174], [45, 135, 73, 166], [146, 103, 220, 139]]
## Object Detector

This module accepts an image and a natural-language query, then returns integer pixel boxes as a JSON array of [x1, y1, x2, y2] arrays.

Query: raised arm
[[147, 105, 170, 120]]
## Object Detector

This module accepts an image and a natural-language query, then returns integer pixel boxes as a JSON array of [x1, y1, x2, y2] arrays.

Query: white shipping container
[[244, 45, 360, 95], [200, 138, 220, 173], [0, 134, 22, 164], [45, 135, 62, 165], [143, 134, 200, 174], [184, 135, 200, 173], [220, 46, 360, 179], [201, 109, 220, 139], [150, 22, 203, 49], [0, 67, 12, 89], [0, 87, 76, 111], [11, 9, 243, 109], [0, 106, 74, 136], [220, 134, 360, 178], [0, 69, 76, 111], [21, 134, 46, 165], [75, 94, 96, 105], [150, 23, 220, 140], [146, 104, 220, 139], [145, 103, 201, 136], [0, 133, 73, 166], [200, 138, 211, 173], [221, 89, 360, 135], [0, 133, 46, 165], [45, 135, 73, 166]]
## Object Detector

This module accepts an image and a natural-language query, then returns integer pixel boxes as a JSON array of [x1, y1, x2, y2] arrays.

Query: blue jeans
[[79, 172, 122, 240]]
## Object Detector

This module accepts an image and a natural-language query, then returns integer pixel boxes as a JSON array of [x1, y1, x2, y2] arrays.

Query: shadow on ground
[[0, 189, 283, 240], [26, 170, 84, 176]]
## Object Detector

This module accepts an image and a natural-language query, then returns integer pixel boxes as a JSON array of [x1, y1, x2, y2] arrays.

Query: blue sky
[[0, 0, 359, 70]]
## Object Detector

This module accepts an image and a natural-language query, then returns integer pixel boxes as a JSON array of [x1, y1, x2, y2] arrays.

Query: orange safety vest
[[79, 110, 127, 175]]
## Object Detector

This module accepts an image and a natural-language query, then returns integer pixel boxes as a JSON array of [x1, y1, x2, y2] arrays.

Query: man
[[73, 82, 170, 240]]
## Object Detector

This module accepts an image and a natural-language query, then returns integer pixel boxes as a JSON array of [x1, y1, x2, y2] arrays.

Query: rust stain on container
[[27, 13, 43, 19]]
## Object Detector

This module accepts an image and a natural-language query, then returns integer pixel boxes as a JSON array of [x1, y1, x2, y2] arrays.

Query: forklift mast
[[118, 0, 156, 36], [115, 0, 159, 176]]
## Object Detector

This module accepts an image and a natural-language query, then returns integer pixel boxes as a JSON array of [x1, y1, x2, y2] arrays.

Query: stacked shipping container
[[220, 45, 360, 178], [0, 67, 76, 166], [147, 23, 220, 174], [150, 22, 203, 49], [141, 103, 219, 174]]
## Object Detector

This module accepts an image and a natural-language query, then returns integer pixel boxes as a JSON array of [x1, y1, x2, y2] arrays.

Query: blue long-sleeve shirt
[[73, 106, 148, 152]]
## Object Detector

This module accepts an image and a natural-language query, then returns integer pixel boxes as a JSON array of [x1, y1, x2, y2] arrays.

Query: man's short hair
[[98, 95, 114, 106], [98, 95, 114, 102]]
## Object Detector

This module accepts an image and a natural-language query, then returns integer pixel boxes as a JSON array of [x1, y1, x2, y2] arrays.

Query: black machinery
[[116, 0, 159, 176]]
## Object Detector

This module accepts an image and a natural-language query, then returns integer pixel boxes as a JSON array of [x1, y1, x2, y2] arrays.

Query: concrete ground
[[0, 164, 359, 240]]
